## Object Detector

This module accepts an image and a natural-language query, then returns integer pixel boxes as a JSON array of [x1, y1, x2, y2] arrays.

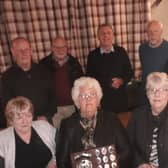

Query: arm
[[56, 121, 72, 168], [117, 47, 133, 84], [69, 56, 84, 80], [112, 116, 132, 168], [127, 110, 149, 167], [1, 73, 14, 109], [111, 47, 133, 89], [43, 67, 57, 122]]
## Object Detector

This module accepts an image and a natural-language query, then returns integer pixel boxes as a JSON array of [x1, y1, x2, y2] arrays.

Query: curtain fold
[[0, 0, 151, 78]]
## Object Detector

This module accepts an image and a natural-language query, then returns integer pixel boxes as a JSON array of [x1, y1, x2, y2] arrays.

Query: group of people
[[0, 19, 168, 168]]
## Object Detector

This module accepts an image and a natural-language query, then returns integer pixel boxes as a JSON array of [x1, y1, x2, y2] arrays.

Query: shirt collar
[[100, 46, 114, 54]]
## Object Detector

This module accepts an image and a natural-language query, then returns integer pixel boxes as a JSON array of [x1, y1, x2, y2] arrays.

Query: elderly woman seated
[[127, 72, 168, 168], [56, 77, 132, 168], [0, 96, 56, 168]]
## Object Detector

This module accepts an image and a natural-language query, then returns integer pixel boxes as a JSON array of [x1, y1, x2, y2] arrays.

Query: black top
[[127, 104, 168, 168], [56, 110, 132, 168], [1, 63, 57, 120], [86, 46, 133, 112], [15, 127, 52, 168]]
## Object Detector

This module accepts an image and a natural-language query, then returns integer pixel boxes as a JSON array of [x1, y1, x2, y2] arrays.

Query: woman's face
[[78, 87, 99, 119], [147, 84, 168, 115], [12, 110, 33, 134]]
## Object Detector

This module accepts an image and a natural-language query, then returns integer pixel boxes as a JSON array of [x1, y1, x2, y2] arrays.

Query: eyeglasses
[[79, 93, 96, 100], [147, 88, 168, 95]]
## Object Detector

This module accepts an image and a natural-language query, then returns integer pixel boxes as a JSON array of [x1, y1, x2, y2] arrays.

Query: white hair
[[146, 72, 168, 90], [71, 77, 103, 108]]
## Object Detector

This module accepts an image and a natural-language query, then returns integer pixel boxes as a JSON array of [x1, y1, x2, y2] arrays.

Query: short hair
[[97, 23, 113, 34], [5, 96, 34, 124], [71, 77, 103, 108], [146, 72, 168, 90], [11, 37, 30, 48]]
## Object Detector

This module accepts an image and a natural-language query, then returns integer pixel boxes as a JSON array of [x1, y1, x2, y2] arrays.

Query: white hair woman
[[128, 72, 168, 168], [56, 77, 131, 168], [0, 96, 57, 168]]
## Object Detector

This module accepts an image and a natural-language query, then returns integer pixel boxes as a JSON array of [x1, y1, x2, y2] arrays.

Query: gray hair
[[71, 77, 103, 108], [97, 23, 114, 34], [146, 72, 168, 90]]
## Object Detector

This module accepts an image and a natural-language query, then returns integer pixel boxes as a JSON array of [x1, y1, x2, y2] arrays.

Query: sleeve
[[56, 120, 72, 168], [1, 73, 13, 110], [86, 51, 96, 77], [127, 110, 146, 167], [119, 47, 133, 83], [111, 116, 132, 168], [34, 121, 56, 162], [71, 57, 84, 79], [44, 67, 57, 121], [86, 51, 109, 86], [47, 122, 57, 163]]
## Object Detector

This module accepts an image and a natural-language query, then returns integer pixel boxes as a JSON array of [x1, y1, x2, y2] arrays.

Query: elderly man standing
[[40, 36, 83, 128], [86, 24, 133, 114], [1, 37, 57, 125], [139, 20, 168, 105]]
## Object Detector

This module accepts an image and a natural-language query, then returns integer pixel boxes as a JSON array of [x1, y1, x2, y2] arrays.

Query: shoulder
[[33, 62, 53, 75], [32, 120, 56, 134], [113, 44, 125, 50], [98, 110, 120, 126], [61, 112, 79, 129], [131, 105, 149, 120], [68, 55, 80, 63], [39, 54, 52, 63], [113, 44, 129, 56], [1, 66, 19, 83], [88, 48, 100, 56], [139, 41, 149, 50], [161, 39, 168, 48], [2, 66, 16, 78], [0, 127, 14, 142]]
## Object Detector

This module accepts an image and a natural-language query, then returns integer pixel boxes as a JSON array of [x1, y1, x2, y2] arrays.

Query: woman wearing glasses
[[128, 72, 168, 168], [56, 77, 131, 168], [0, 96, 56, 168]]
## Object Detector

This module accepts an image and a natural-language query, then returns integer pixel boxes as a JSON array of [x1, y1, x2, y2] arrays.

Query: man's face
[[11, 39, 32, 70], [52, 38, 68, 61], [98, 26, 114, 50], [147, 22, 163, 47]]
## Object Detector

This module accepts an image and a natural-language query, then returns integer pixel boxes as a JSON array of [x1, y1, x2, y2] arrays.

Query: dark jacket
[[40, 53, 83, 86], [86, 45, 133, 112], [127, 105, 168, 168], [56, 110, 132, 168], [1, 63, 57, 120]]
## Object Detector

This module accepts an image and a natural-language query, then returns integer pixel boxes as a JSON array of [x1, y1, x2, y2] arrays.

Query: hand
[[138, 163, 157, 168], [37, 115, 48, 121], [111, 77, 123, 89], [47, 160, 57, 168]]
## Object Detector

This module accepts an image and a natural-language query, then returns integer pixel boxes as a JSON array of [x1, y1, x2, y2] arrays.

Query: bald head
[[147, 20, 163, 31], [11, 37, 32, 71], [146, 20, 163, 48], [51, 36, 68, 64]]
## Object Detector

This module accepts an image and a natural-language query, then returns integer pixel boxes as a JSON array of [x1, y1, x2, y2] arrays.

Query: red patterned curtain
[[0, 0, 151, 78]]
